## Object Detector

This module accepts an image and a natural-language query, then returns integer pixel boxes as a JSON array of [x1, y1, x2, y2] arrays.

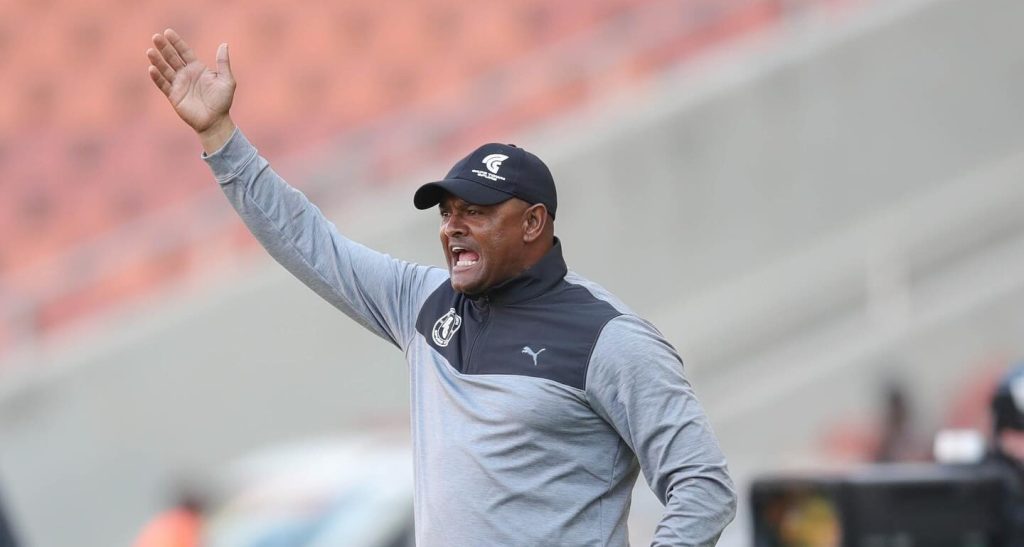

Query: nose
[[443, 212, 467, 238]]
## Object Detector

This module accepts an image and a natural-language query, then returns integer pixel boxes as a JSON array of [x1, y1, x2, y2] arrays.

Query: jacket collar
[[470, 238, 567, 305]]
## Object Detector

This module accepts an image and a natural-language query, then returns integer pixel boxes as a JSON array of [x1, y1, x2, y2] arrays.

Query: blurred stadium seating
[[0, 0, 841, 362], [7, 0, 1024, 546]]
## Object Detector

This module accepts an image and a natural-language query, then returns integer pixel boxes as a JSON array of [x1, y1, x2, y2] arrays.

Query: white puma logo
[[521, 346, 546, 366]]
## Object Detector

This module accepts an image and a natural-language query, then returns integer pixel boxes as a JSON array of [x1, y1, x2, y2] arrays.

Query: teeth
[[456, 260, 478, 267]]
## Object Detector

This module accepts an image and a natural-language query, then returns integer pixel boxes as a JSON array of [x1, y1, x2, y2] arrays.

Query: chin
[[450, 275, 483, 295]]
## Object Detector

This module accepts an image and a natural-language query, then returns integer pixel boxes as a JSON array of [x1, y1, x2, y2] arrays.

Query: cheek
[[482, 229, 520, 277], [439, 231, 451, 259], [482, 228, 508, 257]]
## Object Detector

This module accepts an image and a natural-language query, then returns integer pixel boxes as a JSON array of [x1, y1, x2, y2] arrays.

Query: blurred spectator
[[132, 487, 204, 547], [873, 379, 924, 463], [820, 374, 929, 463], [986, 362, 1024, 543]]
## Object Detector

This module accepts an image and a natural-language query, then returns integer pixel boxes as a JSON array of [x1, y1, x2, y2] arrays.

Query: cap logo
[[471, 153, 509, 182], [482, 154, 508, 174]]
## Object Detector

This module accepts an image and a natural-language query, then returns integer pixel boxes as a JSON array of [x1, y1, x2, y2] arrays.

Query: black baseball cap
[[414, 143, 557, 218]]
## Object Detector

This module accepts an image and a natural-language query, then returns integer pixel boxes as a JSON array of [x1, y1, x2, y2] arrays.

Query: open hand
[[147, 29, 235, 147]]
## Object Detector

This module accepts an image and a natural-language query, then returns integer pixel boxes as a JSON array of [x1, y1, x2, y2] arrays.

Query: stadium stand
[[0, 0, 851, 363]]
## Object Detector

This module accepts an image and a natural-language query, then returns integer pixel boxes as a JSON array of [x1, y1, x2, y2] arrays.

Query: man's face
[[439, 194, 530, 295]]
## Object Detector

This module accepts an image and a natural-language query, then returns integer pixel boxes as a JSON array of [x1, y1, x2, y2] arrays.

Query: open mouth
[[450, 246, 480, 268]]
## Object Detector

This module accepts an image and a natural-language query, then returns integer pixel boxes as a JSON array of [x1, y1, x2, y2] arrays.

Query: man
[[146, 29, 736, 546]]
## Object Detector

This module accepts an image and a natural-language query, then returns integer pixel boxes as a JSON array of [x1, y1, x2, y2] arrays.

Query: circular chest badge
[[431, 308, 462, 347]]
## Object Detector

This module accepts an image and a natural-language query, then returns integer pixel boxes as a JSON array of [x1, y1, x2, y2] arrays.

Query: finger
[[148, 66, 172, 96], [216, 43, 232, 78], [164, 28, 199, 65], [153, 32, 186, 70], [146, 48, 176, 82]]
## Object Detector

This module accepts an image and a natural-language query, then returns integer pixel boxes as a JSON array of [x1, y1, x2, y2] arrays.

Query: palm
[[168, 62, 233, 132], [147, 29, 235, 134]]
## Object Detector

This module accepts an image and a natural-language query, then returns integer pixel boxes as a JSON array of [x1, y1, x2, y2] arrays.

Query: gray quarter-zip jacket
[[204, 129, 737, 546]]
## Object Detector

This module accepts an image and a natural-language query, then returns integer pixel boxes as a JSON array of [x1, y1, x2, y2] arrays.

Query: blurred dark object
[[0, 488, 19, 547], [752, 364, 1024, 546], [751, 464, 1006, 547]]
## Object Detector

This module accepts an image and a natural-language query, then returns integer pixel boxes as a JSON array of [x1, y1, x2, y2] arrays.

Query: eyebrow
[[441, 199, 493, 211]]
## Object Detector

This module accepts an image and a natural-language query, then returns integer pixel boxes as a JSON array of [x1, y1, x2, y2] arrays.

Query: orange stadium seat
[[0, 0, 812, 361]]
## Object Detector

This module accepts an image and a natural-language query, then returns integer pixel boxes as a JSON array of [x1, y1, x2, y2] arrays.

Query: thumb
[[216, 43, 232, 78]]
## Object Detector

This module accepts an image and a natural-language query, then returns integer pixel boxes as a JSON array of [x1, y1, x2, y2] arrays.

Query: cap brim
[[413, 178, 514, 210]]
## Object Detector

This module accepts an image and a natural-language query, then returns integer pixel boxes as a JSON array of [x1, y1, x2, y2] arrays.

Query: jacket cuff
[[201, 127, 258, 184]]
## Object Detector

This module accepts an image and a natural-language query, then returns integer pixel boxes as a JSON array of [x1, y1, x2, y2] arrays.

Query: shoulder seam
[[415, 277, 454, 322], [563, 271, 634, 315], [403, 264, 448, 351], [583, 312, 628, 393]]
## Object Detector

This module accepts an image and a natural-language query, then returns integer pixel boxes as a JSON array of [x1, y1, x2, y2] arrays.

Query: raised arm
[[145, 30, 447, 350]]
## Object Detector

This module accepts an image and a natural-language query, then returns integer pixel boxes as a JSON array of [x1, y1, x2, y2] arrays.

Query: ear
[[521, 203, 548, 243]]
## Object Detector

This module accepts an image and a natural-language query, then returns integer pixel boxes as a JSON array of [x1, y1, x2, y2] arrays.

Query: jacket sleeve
[[203, 128, 448, 352], [585, 315, 736, 546]]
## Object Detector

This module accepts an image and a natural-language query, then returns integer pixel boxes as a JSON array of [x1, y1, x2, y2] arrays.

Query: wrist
[[199, 115, 236, 155]]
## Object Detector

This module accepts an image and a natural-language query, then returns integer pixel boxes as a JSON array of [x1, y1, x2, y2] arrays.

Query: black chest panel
[[415, 279, 622, 390]]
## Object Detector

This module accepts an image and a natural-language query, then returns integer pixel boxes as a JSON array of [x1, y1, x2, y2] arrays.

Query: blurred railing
[[670, 147, 1024, 431]]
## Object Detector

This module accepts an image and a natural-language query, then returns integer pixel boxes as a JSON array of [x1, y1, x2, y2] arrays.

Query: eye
[[466, 208, 481, 216], [439, 210, 451, 219]]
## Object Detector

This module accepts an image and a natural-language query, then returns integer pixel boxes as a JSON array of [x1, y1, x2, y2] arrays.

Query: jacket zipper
[[465, 297, 492, 374]]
